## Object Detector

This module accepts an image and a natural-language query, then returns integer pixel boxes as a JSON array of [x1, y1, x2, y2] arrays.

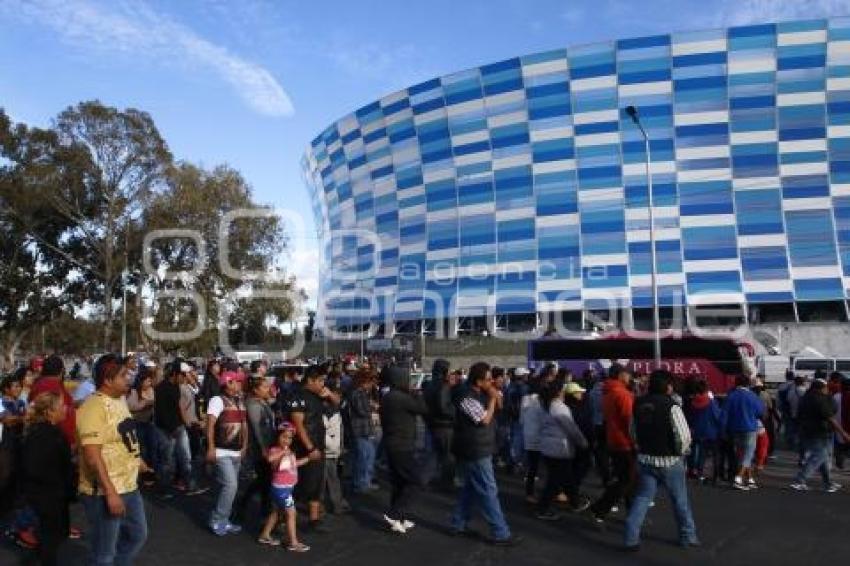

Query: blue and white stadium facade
[[302, 19, 850, 334]]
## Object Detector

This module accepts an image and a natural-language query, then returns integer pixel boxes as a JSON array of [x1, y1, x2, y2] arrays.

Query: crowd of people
[[1, 352, 849, 563]]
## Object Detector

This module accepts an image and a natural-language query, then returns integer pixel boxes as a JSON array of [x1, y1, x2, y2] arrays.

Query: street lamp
[[625, 105, 661, 368]]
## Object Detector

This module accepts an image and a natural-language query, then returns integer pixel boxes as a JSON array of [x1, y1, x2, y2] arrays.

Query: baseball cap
[[218, 371, 243, 386], [514, 367, 530, 377], [564, 382, 586, 397], [29, 356, 44, 372]]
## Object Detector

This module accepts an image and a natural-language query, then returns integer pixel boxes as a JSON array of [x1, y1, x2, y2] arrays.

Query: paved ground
[[2, 450, 848, 565]]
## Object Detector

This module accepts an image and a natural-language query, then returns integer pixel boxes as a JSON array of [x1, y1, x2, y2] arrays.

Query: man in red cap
[[29, 355, 76, 449], [206, 370, 248, 536], [29, 356, 44, 374]]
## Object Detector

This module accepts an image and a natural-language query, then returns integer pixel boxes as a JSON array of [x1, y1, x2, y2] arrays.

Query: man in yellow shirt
[[77, 353, 148, 565]]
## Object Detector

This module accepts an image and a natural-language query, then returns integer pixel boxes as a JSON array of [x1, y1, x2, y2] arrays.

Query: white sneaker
[[383, 515, 407, 534], [402, 520, 416, 530], [790, 482, 809, 491], [733, 477, 749, 491], [826, 483, 842, 493], [746, 479, 758, 489]]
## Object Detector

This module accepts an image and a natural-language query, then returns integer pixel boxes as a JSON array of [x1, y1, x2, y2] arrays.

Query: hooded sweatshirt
[[686, 393, 721, 441], [538, 399, 588, 459], [379, 367, 428, 452], [602, 379, 634, 451], [721, 386, 765, 435]]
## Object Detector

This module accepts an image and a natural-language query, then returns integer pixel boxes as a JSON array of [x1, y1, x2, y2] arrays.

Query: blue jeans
[[688, 439, 719, 481], [624, 460, 697, 547], [450, 457, 511, 541], [210, 455, 241, 525], [156, 426, 194, 489], [796, 436, 833, 487], [733, 432, 757, 469], [81, 491, 148, 566], [135, 421, 158, 471], [353, 436, 377, 491], [510, 422, 525, 467]]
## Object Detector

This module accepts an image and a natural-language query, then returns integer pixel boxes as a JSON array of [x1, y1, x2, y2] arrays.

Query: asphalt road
[[2, 450, 848, 566]]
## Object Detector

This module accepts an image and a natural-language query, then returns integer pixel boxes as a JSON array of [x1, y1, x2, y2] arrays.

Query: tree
[[6, 101, 173, 351], [0, 111, 78, 370], [143, 162, 302, 356]]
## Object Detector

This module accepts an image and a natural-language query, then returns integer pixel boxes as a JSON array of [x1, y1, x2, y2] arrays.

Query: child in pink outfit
[[257, 423, 315, 552]]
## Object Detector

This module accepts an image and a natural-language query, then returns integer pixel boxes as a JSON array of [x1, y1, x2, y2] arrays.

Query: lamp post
[[625, 105, 661, 368], [121, 222, 130, 357]]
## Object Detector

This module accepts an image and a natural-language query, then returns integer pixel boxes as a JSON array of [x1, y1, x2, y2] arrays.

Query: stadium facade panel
[[302, 18, 850, 330]]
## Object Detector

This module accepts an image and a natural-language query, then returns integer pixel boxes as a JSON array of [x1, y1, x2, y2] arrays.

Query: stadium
[[302, 18, 850, 340]]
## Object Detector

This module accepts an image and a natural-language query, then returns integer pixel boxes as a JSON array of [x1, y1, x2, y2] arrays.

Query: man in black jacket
[[380, 366, 429, 534], [624, 370, 697, 551], [425, 359, 457, 489], [791, 378, 850, 492], [449, 362, 519, 546]]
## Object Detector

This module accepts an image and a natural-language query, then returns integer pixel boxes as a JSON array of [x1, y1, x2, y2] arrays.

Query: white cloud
[[321, 35, 439, 94], [722, 0, 850, 26], [4, 0, 294, 117], [284, 242, 320, 309]]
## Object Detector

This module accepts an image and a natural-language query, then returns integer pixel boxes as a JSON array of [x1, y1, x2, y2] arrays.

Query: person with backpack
[[321, 376, 350, 515]]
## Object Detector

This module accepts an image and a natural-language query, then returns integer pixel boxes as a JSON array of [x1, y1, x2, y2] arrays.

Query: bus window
[[793, 358, 833, 372], [835, 359, 850, 372]]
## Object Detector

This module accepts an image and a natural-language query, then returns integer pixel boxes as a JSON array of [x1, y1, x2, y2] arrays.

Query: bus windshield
[[528, 333, 750, 394]]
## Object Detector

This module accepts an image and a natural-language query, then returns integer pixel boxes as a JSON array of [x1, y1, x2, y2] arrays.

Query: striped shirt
[[636, 403, 692, 468], [459, 396, 487, 424]]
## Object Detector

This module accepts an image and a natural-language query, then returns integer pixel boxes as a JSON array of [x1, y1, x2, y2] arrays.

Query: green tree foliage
[[0, 111, 78, 370], [5, 101, 173, 351], [143, 163, 303, 356], [0, 102, 303, 363]]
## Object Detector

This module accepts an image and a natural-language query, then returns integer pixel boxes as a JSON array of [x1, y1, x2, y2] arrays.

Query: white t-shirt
[[206, 396, 242, 459]]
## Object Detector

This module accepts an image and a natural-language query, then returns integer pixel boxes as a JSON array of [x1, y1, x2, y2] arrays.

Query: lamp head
[[625, 105, 639, 124]]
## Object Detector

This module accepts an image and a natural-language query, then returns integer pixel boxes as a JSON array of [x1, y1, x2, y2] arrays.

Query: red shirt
[[29, 376, 76, 448], [602, 379, 635, 452]]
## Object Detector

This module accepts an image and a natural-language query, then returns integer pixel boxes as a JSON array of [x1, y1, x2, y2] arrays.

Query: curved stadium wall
[[302, 18, 850, 332]]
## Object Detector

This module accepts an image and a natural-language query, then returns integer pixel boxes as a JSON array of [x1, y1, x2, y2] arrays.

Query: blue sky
[[1, 0, 847, 305]]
